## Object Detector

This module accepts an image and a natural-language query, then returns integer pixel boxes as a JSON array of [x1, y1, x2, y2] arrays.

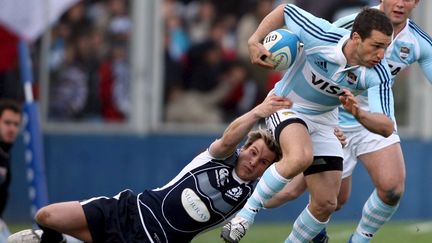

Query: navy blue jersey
[[137, 149, 256, 242]]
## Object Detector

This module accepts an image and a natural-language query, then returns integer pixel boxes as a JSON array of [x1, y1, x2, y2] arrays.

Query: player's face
[[380, 0, 419, 26], [236, 139, 276, 181], [356, 30, 392, 68], [0, 110, 21, 143]]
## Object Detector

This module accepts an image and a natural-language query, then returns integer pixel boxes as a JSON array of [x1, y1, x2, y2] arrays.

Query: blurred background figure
[[0, 26, 22, 101], [0, 99, 22, 241], [295, 0, 369, 21]]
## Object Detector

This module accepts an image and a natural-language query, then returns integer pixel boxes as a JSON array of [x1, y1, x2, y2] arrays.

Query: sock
[[237, 164, 290, 224], [285, 206, 328, 243], [39, 224, 65, 243], [352, 190, 399, 243]]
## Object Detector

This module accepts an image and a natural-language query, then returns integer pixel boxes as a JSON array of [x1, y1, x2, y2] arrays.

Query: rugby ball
[[262, 29, 301, 71]]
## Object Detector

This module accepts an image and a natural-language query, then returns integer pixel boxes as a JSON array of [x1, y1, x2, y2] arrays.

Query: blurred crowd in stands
[[0, 0, 376, 124]]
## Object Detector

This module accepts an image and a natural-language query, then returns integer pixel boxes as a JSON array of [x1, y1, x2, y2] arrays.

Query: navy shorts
[[81, 190, 150, 243]]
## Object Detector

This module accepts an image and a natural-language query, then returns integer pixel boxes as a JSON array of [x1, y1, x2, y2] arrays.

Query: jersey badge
[[225, 187, 243, 201], [346, 71, 357, 85], [216, 168, 230, 187], [400, 47, 410, 60]]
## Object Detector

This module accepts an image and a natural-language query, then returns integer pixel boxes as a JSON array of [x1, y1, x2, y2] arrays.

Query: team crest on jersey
[[215, 168, 230, 187], [225, 187, 243, 201], [400, 47, 410, 59], [346, 71, 357, 85]]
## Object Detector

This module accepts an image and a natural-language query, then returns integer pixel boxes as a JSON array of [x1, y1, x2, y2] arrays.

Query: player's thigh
[[359, 142, 405, 189], [279, 122, 312, 159], [36, 201, 91, 240], [266, 110, 313, 174]]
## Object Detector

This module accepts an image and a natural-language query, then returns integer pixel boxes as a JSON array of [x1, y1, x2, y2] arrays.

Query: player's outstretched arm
[[210, 95, 292, 158], [248, 4, 286, 69], [339, 89, 394, 137]]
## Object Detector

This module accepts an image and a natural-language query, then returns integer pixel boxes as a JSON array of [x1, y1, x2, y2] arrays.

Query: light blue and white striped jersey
[[274, 4, 392, 126], [334, 5, 432, 130]]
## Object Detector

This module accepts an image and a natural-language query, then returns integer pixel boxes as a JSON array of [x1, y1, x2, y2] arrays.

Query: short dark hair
[[351, 8, 393, 39], [0, 99, 22, 117]]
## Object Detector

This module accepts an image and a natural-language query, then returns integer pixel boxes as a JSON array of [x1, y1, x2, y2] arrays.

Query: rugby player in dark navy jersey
[[8, 94, 292, 243]]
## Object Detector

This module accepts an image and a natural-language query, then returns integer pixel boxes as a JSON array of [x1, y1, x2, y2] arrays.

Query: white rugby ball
[[262, 29, 301, 71]]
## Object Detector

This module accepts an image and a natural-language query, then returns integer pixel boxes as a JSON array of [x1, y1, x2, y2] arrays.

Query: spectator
[[0, 26, 22, 100], [236, 0, 276, 102], [0, 99, 22, 241], [99, 41, 130, 122], [48, 44, 89, 120]]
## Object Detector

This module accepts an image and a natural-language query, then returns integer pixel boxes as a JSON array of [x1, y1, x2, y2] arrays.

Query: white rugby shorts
[[265, 109, 343, 158], [342, 129, 400, 178]]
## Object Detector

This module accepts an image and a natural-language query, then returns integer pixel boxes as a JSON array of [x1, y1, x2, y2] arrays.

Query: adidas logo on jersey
[[314, 58, 328, 73]]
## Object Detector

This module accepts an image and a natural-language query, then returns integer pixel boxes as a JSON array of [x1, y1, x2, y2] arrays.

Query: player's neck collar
[[232, 169, 248, 184]]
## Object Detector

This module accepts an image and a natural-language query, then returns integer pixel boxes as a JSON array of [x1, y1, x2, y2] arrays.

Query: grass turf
[[8, 221, 432, 242], [192, 221, 432, 243]]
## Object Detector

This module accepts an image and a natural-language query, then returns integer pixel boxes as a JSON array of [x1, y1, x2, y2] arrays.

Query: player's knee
[[35, 207, 52, 226], [378, 188, 404, 205], [377, 180, 405, 205], [312, 198, 338, 216], [279, 151, 313, 174]]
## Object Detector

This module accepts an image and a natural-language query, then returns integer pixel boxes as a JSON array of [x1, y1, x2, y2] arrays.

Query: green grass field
[[192, 221, 432, 243], [10, 221, 432, 242]]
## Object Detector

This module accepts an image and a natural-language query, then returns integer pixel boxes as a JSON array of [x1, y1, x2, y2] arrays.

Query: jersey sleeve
[[332, 12, 357, 30], [367, 61, 394, 117], [417, 33, 432, 84], [283, 4, 344, 48]]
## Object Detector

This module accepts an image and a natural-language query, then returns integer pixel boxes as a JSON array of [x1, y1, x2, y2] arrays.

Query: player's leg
[[35, 201, 92, 242], [221, 112, 313, 243], [286, 167, 342, 242], [335, 129, 363, 211], [337, 175, 352, 210], [264, 173, 307, 209], [309, 175, 352, 243], [237, 121, 312, 221], [351, 141, 405, 242]]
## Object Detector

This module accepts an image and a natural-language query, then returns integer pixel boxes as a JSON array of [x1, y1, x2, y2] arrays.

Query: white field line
[[404, 221, 432, 234]]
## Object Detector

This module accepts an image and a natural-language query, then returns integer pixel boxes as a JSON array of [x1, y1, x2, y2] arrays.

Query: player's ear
[[351, 32, 361, 43]]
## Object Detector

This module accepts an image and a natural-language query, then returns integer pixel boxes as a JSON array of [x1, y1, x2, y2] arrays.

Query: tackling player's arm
[[209, 95, 292, 159], [340, 89, 394, 137]]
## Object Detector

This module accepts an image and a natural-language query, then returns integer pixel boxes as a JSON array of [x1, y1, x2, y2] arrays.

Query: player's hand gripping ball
[[262, 29, 302, 71]]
